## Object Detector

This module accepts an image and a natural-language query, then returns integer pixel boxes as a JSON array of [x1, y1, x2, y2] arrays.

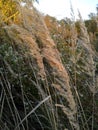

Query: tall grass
[[0, 1, 98, 130]]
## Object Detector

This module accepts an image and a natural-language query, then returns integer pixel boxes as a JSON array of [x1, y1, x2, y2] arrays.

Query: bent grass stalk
[[15, 95, 51, 129]]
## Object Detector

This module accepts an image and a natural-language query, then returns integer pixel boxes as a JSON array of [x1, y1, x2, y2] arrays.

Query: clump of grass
[[0, 4, 80, 129]]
